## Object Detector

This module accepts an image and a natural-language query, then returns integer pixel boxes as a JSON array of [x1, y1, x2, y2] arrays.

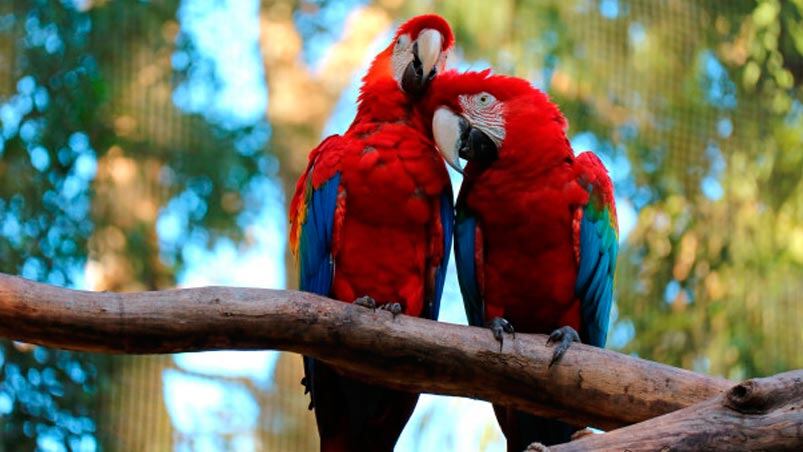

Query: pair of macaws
[[288, 14, 618, 452]]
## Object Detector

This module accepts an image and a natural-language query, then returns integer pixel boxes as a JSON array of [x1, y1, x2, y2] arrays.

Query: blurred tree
[[404, 0, 803, 380], [258, 0, 401, 284], [2, 0, 802, 450], [1, 1, 110, 449], [0, 0, 268, 449], [256, 1, 404, 448]]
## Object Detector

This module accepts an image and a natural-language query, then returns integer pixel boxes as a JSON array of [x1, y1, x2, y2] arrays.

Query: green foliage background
[[0, 0, 801, 450]]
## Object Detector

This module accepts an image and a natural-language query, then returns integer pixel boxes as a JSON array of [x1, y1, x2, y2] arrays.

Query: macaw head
[[430, 70, 571, 174], [363, 14, 454, 98]]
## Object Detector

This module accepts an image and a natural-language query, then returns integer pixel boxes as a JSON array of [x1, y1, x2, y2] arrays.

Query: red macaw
[[288, 15, 455, 452], [430, 70, 618, 449]]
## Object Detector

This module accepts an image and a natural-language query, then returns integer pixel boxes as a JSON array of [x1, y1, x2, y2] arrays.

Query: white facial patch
[[391, 34, 413, 87], [459, 92, 506, 147]]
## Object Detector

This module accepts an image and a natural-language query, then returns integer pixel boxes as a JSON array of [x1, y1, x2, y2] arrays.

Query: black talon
[[547, 325, 580, 367], [354, 296, 378, 309], [487, 317, 515, 352], [379, 302, 403, 317]]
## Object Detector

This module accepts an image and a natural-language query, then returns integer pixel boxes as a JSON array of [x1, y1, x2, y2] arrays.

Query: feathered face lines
[[458, 92, 506, 148], [382, 15, 453, 97], [432, 71, 568, 173], [432, 101, 500, 173], [431, 75, 511, 173]]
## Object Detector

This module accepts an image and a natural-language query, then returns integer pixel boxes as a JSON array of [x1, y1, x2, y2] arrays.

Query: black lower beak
[[458, 119, 498, 166], [401, 42, 436, 97]]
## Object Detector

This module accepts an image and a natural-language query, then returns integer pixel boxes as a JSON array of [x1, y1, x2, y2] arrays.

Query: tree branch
[[546, 370, 803, 451], [0, 273, 730, 430]]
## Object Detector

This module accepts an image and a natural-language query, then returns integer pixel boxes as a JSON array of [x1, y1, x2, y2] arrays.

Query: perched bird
[[288, 15, 455, 452], [430, 70, 618, 449]]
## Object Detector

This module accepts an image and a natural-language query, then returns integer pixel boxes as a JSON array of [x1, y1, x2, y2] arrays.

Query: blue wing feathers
[[576, 219, 600, 287], [299, 172, 341, 296], [585, 246, 608, 304], [425, 186, 454, 320], [576, 203, 617, 348], [300, 170, 454, 323], [455, 211, 484, 327], [298, 170, 340, 412]]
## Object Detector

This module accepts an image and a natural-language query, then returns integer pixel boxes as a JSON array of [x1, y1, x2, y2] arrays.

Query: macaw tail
[[494, 405, 578, 451], [304, 357, 419, 452]]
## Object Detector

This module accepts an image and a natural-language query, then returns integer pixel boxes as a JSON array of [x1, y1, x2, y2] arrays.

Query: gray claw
[[487, 317, 515, 351], [547, 325, 580, 367], [354, 296, 378, 309], [379, 302, 403, 317]]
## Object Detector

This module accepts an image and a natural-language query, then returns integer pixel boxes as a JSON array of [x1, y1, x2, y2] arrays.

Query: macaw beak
[[433, 107, 498, 174], [401, 28, 443, 97]]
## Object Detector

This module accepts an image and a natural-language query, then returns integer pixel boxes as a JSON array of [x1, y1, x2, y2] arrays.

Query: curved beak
[[402, 28, 443, 97], [433, 107, 466, 173], [433, 107, 499, 174]]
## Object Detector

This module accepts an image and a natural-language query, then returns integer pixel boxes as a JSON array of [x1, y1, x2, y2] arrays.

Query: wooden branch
[[546, 370, 803, 451], [0, 273, 730, 430]]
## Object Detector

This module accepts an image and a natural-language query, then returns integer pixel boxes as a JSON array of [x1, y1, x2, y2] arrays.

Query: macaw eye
[[396, 34, 411, 49], [476, 92, 496, 106]]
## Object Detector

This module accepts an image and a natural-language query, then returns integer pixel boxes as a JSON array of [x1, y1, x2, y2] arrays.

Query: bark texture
[[1, 273, 731, 430], [545, 369, 803, 451]]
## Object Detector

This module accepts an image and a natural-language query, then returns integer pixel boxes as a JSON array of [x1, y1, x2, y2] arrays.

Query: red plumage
[[331, 119, 450, 315], [288, 15, 454, 451], [432, 71, 585, 331], [431, 71, 618, 449]]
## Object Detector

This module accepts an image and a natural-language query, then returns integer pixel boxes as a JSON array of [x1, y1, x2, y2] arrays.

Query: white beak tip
[[447, 159, 463, 174], [433, 107, 464, 175], [417, 29, 443, 75]]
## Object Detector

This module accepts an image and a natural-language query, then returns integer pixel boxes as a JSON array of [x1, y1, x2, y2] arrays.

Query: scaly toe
[[487, 317, 515, 352], [379, 302, 403, 317], [547, 325, 580, 367], [354, 296, 377, 309]]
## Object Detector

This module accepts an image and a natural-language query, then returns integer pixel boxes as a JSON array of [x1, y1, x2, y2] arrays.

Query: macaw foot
[[379, 302, 403, 317], [487, 317, 515, 352], [524, 442, 548, 452], [546, 325, 580, 367], [353, 296, 378, 309], [353, 296, 402, 317], [570, 427, 595, 441]]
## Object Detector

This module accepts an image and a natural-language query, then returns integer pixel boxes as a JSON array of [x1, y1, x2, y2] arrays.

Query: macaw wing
[[454, 194, 485, 328], [574, 152, 619, 348], [422, 184, 454, 320], [289, 135, 345, 296], [289, 135, 345, 409]]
